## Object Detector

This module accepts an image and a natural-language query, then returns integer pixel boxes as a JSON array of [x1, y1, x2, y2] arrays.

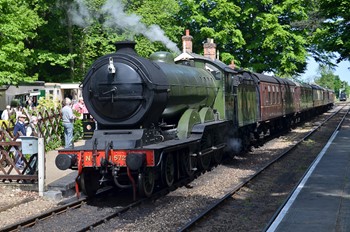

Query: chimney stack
[[203, 38, 216, 61], [229, 60, 235, 69], [182, 29, 193, 53]]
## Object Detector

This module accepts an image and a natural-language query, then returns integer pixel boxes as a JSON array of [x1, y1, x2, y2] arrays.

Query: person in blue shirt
[[14, 113, 26, 138], [13, 113, 27, 169]]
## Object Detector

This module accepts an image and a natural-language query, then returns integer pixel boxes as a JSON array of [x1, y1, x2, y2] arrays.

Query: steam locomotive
[[55, 41, 334, 198]]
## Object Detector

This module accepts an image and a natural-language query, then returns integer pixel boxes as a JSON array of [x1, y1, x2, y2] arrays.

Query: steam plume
[[69, 0, 180, 53]]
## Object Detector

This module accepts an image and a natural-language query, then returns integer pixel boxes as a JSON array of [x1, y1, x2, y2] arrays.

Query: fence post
[[38, 138, 45, 196]]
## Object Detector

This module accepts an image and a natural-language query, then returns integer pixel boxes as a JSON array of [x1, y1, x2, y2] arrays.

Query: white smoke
[[227, 138, 242, 155], [68, 0, 92, 28], [69, 0, 180, 53]]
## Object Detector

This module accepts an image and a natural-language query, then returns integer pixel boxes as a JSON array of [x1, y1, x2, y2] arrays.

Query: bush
[[10, 99, 20, 108]]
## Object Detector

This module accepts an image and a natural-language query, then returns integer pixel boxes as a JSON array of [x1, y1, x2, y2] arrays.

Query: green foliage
[[36, 95, 61, 112], [36, 96, 83, 149], [73, 118, 84, 142], [29, 0, 78, 82], [45, 126, 63, 151], [35, 97, 62, 151], [342, 82, 350, 98], [10, 99, 20, 108], [58, 118, 83, 149], [129, 0, 183, 57], [312, 0, 350, 63], [177, 0, 310, 76], [314, 66, 337, 89], [0, 0, 44, 85], [177, 0, 244, 54], [0, 0, 347, 85], [314, 65, 342, 97], [60, 0, 183, 81], [45, 139, 61, 151]]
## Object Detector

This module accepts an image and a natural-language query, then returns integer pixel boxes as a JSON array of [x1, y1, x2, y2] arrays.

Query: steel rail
[[2, 197, 87, 232], [177, 104, 348, 232], [75, 173, 199, 232], [2, 173, 197, 232]]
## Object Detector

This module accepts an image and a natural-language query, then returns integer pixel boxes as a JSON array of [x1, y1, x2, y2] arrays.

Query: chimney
[[229, 60, 235, 69], [203, 38, 216, 61], [115, 41, 137, 55], [182, 29, 193, 53]]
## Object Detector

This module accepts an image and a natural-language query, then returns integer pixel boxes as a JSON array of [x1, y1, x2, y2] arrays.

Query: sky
[[300, 57, 350, 84]]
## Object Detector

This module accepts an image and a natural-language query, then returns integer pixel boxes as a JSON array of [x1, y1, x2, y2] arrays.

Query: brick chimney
[[203, 38, 216, 60], [229, 60, 235, 69], [182, 29, 193, 53]]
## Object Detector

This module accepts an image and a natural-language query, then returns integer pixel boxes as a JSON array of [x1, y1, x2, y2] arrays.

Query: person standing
[[25, 115, 40, 174], [13, 113, 27, 169], [1, 105, 12, 121], [13, 113, 26, 139], [26, 116, 40, 137], [73, 97, 88, 119], [62, 98, 75, 149]]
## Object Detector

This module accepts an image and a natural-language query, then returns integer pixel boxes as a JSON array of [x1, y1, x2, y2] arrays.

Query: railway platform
[[43, 140, 85, 200], [266, 114, 350, 232]]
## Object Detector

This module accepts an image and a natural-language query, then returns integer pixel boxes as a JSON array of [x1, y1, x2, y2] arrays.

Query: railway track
[[2, 105, 346, 232], [2, 192, 141, 232], [1, 197, 87, 232], [1, 171, 197, 231], [177, 103, 350, 231]]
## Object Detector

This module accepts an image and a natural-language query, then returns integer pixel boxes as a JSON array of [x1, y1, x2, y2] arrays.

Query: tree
[[177, 0, 311, 77], [61, 0, 182, 81], [312, 0, 350, 63], [0, 0, 44, 85], [127, 0, 183, 57], [177, 0, 244, 64], [28, 0, 78, 83], [314, 65, 342, 97]]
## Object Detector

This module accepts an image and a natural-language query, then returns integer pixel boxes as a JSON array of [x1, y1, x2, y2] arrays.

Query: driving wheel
[[161, 154, 175, 187], [138, 168, 155, 197]]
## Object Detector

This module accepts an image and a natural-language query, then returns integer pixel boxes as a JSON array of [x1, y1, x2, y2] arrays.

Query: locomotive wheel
[[212, 131, 223, 164], [198, 153, 211, 171], [198, 131, 212, 171], [138, 168, 155, 198], [161, 154, 175, 187], [80, 168, 101, 198], [241, 132, 251, 152], [181, 150, 196, 177], [213, 150, 223, 164]]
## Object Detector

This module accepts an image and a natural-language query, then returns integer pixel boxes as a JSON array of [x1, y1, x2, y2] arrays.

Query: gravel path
[[0, 186, 57, 229]]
